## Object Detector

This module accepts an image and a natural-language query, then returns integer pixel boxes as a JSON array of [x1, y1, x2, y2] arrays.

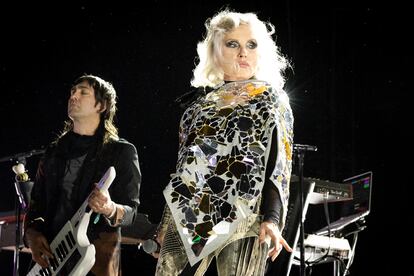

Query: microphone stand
[[0, 149, 45, 163], [1, 149, 44, 276], [14, 171, 24, 276], [293, 144, 317, 276], [13, 157, 27, 276]]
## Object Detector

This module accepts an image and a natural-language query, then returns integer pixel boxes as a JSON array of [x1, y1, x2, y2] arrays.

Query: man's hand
[[88, 183, 115, 217], [259, 221, 293, 261], [25, 228, 53, 268]]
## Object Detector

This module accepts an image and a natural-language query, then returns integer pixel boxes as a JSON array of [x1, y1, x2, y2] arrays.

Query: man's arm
[[104, 141, 141, 227]]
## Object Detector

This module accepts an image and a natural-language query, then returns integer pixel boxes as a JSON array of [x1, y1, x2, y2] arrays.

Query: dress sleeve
[[262, 127, 282, 226]]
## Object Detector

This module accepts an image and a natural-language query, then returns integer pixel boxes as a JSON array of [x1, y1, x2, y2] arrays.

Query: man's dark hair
[[61, 74, 119, 143]]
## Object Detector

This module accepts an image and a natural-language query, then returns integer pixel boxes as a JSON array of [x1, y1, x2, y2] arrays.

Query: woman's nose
[[238, 47, 247, 57]]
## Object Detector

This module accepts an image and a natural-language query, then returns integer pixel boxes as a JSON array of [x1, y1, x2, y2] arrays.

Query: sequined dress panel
[[163, 80, 294, 265]]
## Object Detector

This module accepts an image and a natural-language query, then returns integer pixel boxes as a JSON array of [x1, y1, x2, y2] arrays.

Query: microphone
[[293, 144, 318, 152], [142, 239, 160, 254], [12, 163, 33, 210], [12, 163, 29, 182]]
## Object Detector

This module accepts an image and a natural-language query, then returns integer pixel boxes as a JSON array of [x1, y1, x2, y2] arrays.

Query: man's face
[[68, 80, 102, 123]]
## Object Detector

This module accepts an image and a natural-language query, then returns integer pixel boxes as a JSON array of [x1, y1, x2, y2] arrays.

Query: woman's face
[[218, 24, 258, 81]]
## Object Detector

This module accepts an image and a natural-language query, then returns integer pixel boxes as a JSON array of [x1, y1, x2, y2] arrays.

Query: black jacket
[[24, 133, 141, 275]]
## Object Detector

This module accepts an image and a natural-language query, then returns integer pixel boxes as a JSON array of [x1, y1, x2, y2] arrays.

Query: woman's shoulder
[[259, 85, 291, 107]]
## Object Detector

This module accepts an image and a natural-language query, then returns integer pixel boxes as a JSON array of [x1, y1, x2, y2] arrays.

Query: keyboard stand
[[293, 144, 318, 276]]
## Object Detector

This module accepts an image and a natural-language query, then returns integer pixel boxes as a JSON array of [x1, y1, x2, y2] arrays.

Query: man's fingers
[[26, 230, 54, 267], [42, 240, 52, 251], [33, 251, 50, 268], [88, 188, 111, 214], [40, 236, 53, 257], [34, 257, 49, 268], [43, 249, 54, 259]]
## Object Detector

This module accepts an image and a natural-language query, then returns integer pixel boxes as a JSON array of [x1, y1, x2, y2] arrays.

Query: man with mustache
[[24, 74, 141, 275]]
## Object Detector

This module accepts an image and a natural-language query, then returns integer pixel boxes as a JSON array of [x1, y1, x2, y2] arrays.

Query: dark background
[[0, 1, 412, 275]]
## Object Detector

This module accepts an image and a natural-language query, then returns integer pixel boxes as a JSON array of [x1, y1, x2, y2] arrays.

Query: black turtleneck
[[52, 131, 99, 236], [57, 131, 98, 159]]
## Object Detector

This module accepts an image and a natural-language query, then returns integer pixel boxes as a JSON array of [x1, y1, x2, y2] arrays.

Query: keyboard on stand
[[293, 234, 351, 264]]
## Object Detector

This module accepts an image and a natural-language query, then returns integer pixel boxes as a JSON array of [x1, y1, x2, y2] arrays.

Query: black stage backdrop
[[0, 1, 411, 275]]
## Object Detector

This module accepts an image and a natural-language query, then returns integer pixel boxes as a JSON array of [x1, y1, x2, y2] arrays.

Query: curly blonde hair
[[191, 9, 290, 92]]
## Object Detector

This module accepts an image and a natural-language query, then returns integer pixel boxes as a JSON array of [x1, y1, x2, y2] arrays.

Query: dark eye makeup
[[225, 40, 257, 49]]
